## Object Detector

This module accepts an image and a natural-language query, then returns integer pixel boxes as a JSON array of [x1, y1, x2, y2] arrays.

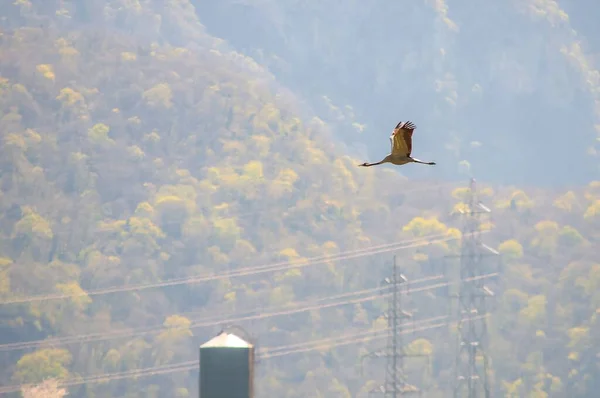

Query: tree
[[13, 349, 72, 384], [21, 379, 68, 398], [153, 315, 193, 366], [498, 239, 524, 261], [143, 83, 173, 109], [530, 221, 559, 257]]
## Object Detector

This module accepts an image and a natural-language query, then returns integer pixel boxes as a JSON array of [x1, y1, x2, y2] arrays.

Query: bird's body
[[359, 120, 436, 168]]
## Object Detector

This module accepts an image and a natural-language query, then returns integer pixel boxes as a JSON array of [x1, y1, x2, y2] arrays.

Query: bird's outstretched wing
[[390, 121, 415, 156]]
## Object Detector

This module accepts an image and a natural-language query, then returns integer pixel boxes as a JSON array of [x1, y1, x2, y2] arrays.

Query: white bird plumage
[[358, 120, 436, 168]]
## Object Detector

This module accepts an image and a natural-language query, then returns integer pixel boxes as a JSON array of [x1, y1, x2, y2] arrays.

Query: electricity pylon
[[363, 256, 426, 397], [450, 178, 499, 398]]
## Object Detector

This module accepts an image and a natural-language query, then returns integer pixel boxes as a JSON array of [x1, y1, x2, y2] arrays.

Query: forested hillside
[[0, 1, 598, 397]]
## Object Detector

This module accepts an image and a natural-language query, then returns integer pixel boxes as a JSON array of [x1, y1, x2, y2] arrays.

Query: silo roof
[[201, 331, 253, 348]]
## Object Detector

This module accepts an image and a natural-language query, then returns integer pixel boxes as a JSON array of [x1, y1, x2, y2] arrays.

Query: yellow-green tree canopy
[[13, 349, 72, 384]]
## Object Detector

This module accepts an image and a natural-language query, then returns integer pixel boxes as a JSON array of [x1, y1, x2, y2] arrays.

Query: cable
[[0, 232, 458, 305], [0, 313, 489, 394], [260, 314, 448, 354], [0, 272, 497, 352], [261, 314, 487, 360], [179, 274, 441, 318], [0, 273, 446, 352]]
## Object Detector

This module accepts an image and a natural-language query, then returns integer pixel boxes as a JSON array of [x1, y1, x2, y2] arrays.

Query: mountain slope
[[0, 1, 599, 398]]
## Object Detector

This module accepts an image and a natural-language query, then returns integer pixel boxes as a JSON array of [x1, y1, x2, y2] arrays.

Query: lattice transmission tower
[[362, 256, 427, 397], [450, 178, 500, 398]]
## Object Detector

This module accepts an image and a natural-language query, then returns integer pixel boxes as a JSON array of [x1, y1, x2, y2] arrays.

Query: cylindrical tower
[[199, 329, 255, 398]]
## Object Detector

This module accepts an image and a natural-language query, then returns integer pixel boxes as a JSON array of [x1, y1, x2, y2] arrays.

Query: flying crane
[[358, 121, 436, 168]]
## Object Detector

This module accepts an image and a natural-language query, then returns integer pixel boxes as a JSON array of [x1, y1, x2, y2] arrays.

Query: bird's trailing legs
[[409, 157, 436, 165], [358, 161, 384, 167]]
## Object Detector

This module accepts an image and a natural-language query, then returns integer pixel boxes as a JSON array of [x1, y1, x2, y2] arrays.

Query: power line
[[261, 315, 449, 357], [0, 276, 423, 352], [0, 273, 498, 353], [0, 314, 489, 394], [0, 232, 466, 305], [261, 317, 435, 356]]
